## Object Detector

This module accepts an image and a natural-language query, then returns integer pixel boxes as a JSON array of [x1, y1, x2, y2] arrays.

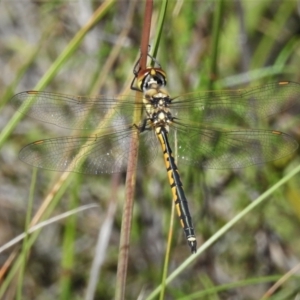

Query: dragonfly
[[12, 58, 300, 253]]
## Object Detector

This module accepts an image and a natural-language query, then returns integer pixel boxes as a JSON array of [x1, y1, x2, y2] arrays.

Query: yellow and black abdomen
[[155, 126, 197, 253]]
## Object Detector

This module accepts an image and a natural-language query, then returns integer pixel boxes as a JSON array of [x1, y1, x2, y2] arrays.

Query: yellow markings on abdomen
[[156, 130, 185, 228]]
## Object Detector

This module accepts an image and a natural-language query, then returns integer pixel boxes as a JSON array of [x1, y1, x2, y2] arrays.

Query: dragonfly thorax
[[143, 87, 174, 133], [151, 110, 173, 131]]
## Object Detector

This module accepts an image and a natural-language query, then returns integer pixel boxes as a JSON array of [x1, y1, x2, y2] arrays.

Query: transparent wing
[[11, 91, 144, 130], [171, 82, 300, 127], [11, 82, 300, 130], [12, 82, 300, 172], [19, 127, 158, 174], [170, 125, 298, 169]]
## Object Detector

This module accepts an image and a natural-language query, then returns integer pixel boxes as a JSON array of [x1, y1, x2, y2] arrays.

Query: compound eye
[[155, 76, 163, 85]]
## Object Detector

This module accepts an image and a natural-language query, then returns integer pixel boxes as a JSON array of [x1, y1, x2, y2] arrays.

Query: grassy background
[[1, 0, 300, 299]]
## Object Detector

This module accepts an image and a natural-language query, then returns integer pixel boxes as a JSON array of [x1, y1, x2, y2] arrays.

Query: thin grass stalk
[[16, 168, 37, 300], [115, 1, 153, 299], [0, 251, 16, 283], [159, 197, 175, 300], [207, 0, 223, 90], [59, 177, 80, 300], [139, 0, 153, 68], [115, 133, 140, 300], [262, 262, 300, 299], [151, 0, 168, 59], [0, 170, 37, 297], [0, 205, 97, 256], [251, 0, 297, 70], [145, 163, 300, 300], [159, 202, 175, 299], [177, 275, 282, 300], [85, 173, 119, 300]]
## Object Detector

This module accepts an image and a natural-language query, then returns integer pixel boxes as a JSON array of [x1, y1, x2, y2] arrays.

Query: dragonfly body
[[12, 62, 300, 253], [138, 67, 197, 252]]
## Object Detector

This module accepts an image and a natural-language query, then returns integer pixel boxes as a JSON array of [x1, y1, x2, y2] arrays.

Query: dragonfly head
[[137, 67, 167, 92]]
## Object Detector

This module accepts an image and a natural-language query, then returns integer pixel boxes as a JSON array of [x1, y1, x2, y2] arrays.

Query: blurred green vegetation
[[1, 0, 300, 299]]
